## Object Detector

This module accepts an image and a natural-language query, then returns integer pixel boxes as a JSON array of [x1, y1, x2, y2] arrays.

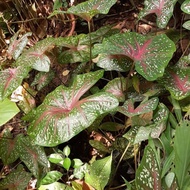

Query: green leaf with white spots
[[94, 32, 176, 81], [7, 32, 32, 60], [118, 97, 159, 117], [27, 70, 119, 147], [95, 53, 132, 72], [0, 66, 30, 101], [159, 56, 190, 100], [0, 129, 20, 165], [66, 0, 117, 21], [0, 98, 20, 126], [181, 0, 190, 14], [139, 0, 177, 28], [17, 135, 49, 178], [103, 77, 126, 102], [136, 146, 161, 190], [174, 121, 190, 189], [134, 103, 169, 144], [0, 165, 32, 190], [85, 155, 112, 190], [183, 20, 190, 30]]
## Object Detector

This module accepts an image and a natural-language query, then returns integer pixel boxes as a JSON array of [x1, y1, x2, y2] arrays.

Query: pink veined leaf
[[94, 32, 176, 81], [171, 72, 190, 93], [118, 97, 159, 117], [139, 0, 178, 28], [27, 70, 119, 147]]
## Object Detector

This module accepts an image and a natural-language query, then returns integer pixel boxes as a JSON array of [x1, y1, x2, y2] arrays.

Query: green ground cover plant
[[0, 0, 190, 189]]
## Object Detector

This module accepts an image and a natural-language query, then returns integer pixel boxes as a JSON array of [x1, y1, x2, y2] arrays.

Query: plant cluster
[[0, 0, 190, 189]]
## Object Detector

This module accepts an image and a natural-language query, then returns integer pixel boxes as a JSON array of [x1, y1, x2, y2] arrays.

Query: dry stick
[[108, 142, 131, 189]]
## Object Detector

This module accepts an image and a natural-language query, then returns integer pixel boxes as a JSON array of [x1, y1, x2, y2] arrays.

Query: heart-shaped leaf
[[118, 97, 159, 117], [15, 37, 55, 71], [7, 32, 32, 60], [136, 146, 161, 189], [0, 129, 20, 165], [181, 0, 190, 14], [85, 155, 112, 190], [66, 0, 117, 22], [31, 71, 55, 91], [17, 135, 49, 178], [0, 66, 30, 101], [139, 0, 177, 28], [94, 32, 176, 81], [0, 165, 32, 190], [28, 70, 119, 146], [183, 20, 190, 30], [160, 67, 190, 100], [0, 98, 20, 126], [103, 77, 126, 102]]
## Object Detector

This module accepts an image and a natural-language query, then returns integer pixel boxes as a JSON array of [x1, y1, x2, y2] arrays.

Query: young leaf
[[0, 98, 20, 126], [0, 165, 32, 190], [28, 70, 119, 146], [49, 153, 63, 164], [0, 66, 30, 101], [136, 146, 161, 190], [0, 129, 20, 165], [174, 121, 190, 189], [118, 97, 159, 117], [7, 32, 32, 60], [66, 0, 117, 22], [17, 135, 50, 178], [40, 171, 63, 185], [85, 155, 112, 190], [31, 71, 55, 91], [103, 77, 126, 102], [139, 0, 177, 28], [63, 145, 71, 157], [94, 32, 176, 81]]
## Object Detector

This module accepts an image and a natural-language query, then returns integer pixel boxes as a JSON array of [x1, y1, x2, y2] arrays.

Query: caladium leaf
[[31, 71, 55, 91], [0, 98, 20, 126], [15, 37, 55, 71], [17, 135, 49, 178], [95, 54, 132, 71], [0, 129, 20, 165], [0, 66, 30, 101], [136, 146, 161, 190], [7, 32, 32, 60], [183, 20, 190, 30], [103, 77, 126, 102], [118, 97, 159, 117], [94, 32, 176, 81], [40, 171, 63, 185], [139, 0, 177, 28], [66, 0, 117, 22], [0, 165, 32, 190], [160, 67, 190, 100], [181, 0, 190, 14], [134, 103, 169, 144], [28, 70, 119, 146]]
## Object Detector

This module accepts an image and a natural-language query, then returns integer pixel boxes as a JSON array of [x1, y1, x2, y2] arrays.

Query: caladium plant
[[139, 0, 178, 28], [159, 55, 190, 100], [28, 70, 119, 146], [93, 32, 176, 81]]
